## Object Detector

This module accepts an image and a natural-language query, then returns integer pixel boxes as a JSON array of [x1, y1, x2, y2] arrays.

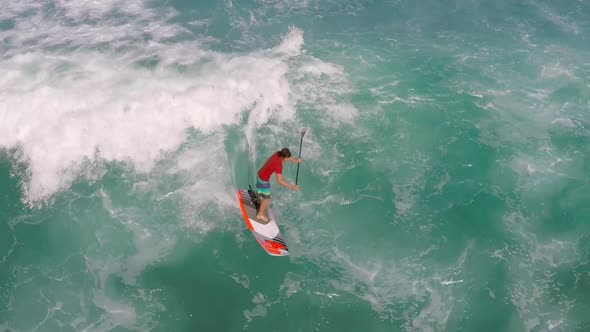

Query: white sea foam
[[273, 26, 305, 56], [1, 45, 295, 204]]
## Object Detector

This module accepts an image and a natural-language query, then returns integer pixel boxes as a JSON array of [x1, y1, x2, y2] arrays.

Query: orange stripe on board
[[237, 190, 254, 230], [265, 239, 287, 250], [263, 243, 281, 255], [262, 240, 287, 255]]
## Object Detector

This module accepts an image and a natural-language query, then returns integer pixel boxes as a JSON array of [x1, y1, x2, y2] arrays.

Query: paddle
[[295, 128, 307, 185]]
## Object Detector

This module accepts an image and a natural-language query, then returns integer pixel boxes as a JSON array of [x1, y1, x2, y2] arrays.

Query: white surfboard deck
[[237, 189, 289, 256]]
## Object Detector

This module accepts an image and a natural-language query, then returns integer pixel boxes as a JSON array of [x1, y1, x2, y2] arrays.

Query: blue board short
[[256, 175, 271, 198]]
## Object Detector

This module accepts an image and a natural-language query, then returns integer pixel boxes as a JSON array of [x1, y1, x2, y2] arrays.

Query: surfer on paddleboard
[[256, 148, 301, 222]]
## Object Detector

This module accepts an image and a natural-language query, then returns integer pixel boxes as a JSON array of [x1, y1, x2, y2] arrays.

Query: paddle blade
[[300, 128, 307, 138]]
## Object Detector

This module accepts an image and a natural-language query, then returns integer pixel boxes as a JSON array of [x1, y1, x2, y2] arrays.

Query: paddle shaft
[[295, 129, 306, 185]]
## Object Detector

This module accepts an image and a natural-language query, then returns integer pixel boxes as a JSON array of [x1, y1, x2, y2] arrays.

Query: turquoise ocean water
[[1, 0, 590, 331]]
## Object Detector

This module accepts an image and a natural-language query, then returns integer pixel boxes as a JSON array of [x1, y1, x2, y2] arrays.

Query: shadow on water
[[224, 125, 256, 190]]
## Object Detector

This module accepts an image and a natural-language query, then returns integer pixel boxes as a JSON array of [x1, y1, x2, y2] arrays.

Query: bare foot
[[256, 215, 268, 222]]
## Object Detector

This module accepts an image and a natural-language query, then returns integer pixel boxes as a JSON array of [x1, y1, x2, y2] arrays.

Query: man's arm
[[285, 157, 301, 163], [276, 173, 299, 190]]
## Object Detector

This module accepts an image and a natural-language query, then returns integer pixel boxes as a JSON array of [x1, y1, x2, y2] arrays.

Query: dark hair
[[277, 148, 291, 158]]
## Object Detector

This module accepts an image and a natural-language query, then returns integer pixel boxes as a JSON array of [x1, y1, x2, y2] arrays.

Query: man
[[256, 147, 301, 222]]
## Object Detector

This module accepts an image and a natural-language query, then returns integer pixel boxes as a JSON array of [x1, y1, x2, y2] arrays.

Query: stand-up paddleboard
[[237, 188, 289, 256], [238, 128, 306, 256]]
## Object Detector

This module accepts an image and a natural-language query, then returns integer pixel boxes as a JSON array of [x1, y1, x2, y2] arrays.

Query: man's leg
[[256, 197, 270, 221]]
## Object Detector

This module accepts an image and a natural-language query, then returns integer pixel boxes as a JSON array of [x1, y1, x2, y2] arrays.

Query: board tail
[[237, 188, 289, 256]]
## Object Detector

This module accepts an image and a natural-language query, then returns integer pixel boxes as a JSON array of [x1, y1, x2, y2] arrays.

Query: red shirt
[[258, 153, 283, 181]]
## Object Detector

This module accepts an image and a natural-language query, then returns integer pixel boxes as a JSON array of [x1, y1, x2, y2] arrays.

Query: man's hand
[[291, 184, 299, 191], [290, 158, 302, 163]]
